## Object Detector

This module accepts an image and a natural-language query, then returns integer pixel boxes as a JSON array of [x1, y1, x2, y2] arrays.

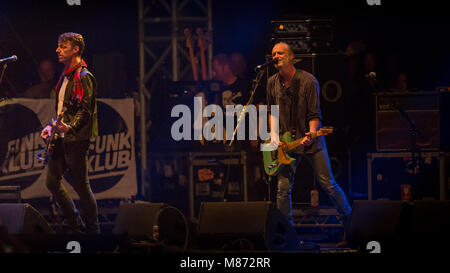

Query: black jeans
[[46, 138, 100, 234]]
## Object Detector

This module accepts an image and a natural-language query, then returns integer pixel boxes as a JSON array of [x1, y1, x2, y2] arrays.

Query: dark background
[[1, 0, 449, 97]]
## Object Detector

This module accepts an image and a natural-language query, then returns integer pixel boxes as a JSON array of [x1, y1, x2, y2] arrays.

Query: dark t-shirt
[[214, 78, 252, 146], [266, 69, 324, 153], [219, 77, 252, 107]]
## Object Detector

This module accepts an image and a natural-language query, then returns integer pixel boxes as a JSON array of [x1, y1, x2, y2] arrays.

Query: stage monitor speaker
[[197, 201, 300, 251], [411, 200, 450, 251], [347, 200, 410, 252], [113, 201, 188, 249], [0, 203, 54, 234]]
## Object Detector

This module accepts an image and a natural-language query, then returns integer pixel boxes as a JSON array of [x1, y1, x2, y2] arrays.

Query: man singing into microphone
[[267, 42, 351, 245], [41, 32, 100, 234]]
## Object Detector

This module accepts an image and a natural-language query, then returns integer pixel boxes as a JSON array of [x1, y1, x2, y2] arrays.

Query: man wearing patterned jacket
[[41, 32, 99, 234]]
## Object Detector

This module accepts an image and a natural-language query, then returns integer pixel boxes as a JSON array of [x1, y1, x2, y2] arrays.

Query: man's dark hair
[[58, 32, 85, 56]]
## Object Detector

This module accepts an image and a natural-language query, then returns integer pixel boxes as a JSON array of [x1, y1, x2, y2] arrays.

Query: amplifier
[[271, 19, 334, 54], [271, 19, 333, 37], [375, 92, 440, 151], [270, 36, 333, 54]]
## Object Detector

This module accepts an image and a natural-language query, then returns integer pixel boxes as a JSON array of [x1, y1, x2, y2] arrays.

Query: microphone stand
[[391, 101, 424, 173], [228, 66, 265, 147], [0, 63, 8, 86], [222, 66, 266, 202]]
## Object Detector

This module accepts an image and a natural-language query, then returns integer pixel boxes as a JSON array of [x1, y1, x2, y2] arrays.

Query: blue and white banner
[[0, 98, 137, 199]]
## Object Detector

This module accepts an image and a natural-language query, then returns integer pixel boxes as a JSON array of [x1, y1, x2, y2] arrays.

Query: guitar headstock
[[317, 126, 334, 136], [184, 28, 193, 49], [196, 27, 206, 52]]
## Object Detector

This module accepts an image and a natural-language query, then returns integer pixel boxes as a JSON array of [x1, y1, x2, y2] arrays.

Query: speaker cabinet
[[438, 87, 450, 151], [347, 200, 410, 252], [113, 201, 188, 248], [375, 92, 440, 151], [411, 200, 450, 251], [0, 203, 54, 234], [266, 53, 350, 130], [197, 201, 300, 251]]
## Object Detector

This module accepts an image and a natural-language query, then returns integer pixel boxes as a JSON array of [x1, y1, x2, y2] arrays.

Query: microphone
[[255, 58, 278, 70], [0, 55, 18, 64]]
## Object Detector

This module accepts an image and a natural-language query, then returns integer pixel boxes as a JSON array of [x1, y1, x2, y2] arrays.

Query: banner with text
[[0, 98, 137, 199]]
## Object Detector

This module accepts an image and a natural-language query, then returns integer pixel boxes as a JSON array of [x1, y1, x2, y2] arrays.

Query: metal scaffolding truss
[[137, 0, 213, 198], [139, 0, 213, 82]]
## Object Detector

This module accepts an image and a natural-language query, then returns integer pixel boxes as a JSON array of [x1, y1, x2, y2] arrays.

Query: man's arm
[[269, 112, 280, 145], [305, 77, 322, 126], [302, 77, 322, 146], [266, 77, 281, 148], [309, 118, 320, 133]]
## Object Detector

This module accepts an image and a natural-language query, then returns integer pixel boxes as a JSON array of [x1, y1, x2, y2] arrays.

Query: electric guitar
[[184, 28, 199, 81], [36, 112, 64, 165], [263, 127, 334, 176], [197, 27, 228, 145], [184, 27, 207, 145]]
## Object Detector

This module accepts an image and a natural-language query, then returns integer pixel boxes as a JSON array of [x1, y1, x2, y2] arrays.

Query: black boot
[[337, 214, 350, 248]]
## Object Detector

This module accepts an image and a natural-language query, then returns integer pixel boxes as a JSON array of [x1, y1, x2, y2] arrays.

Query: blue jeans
[[276, 146, 352, 225]]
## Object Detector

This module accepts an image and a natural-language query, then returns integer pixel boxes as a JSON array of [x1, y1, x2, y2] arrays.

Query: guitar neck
[[49, 113, 64, 138], [199, 49, 207, 81], [188, 47, 199, 81], [285, 132, 320, 152]]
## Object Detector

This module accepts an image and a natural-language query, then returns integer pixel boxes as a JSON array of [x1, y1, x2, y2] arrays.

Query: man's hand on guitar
[[41, 125, 52, 139], [269, 134, 285, 150], [53, 119, 70, 133], [269, 134, 277, 149], [300, 132, 314, 146]]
